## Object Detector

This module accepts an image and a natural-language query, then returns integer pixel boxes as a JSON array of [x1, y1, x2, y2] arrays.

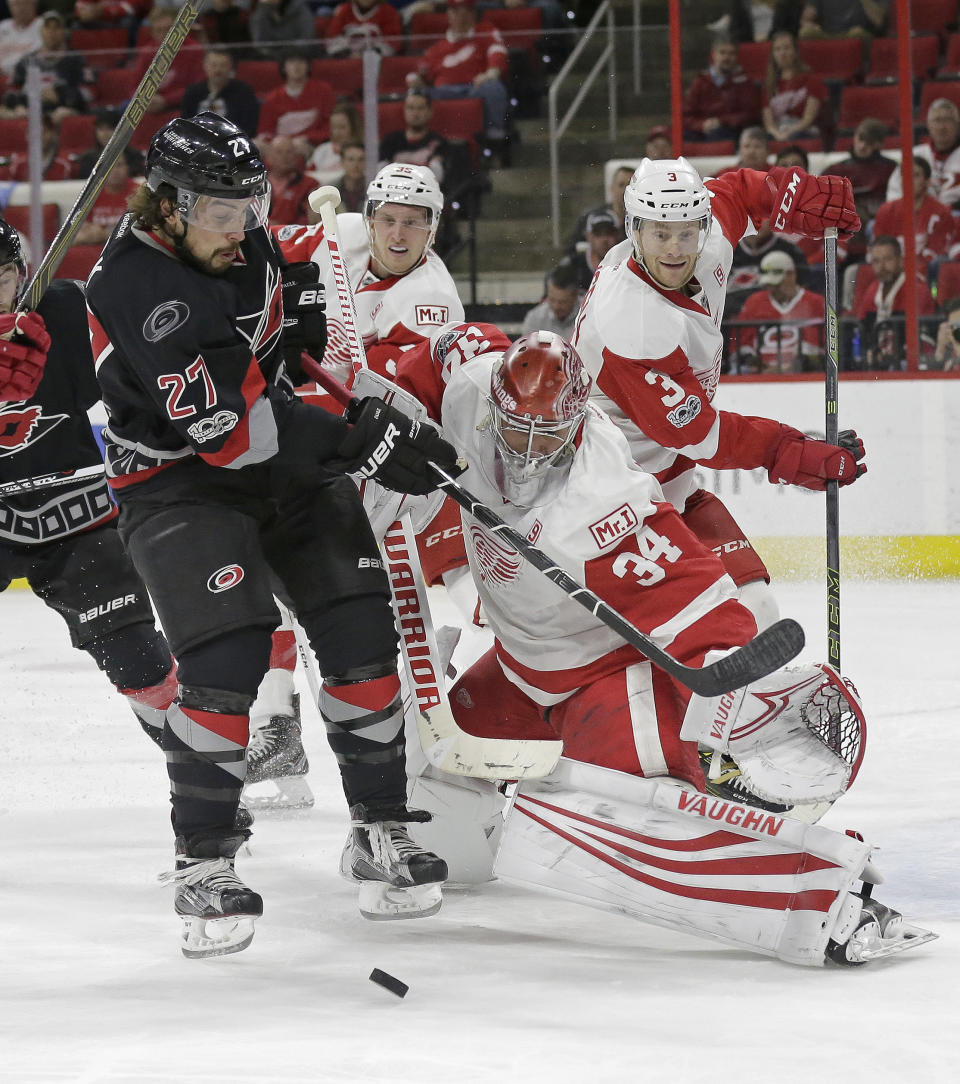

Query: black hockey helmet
[[0, 217, 26, 276], [145, 112, 270, 232]]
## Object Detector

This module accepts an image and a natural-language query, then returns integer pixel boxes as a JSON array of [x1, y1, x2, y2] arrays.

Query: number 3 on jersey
[[612, 526, 682, 586]]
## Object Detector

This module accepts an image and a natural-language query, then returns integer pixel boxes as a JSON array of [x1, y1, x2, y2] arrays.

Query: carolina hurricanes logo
[[206, 565, 244, 593], [0, 404, 67, 456], [468, 525, 522, 586]]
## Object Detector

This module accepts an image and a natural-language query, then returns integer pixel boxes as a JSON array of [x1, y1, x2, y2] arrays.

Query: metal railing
[[548, 1, 617, 248]]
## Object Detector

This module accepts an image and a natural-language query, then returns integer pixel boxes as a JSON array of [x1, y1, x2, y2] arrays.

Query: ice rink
[[1, 578, 957, 1083]]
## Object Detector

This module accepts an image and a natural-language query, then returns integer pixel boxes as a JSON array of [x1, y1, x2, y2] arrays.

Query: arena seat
[[3, 203, 61, 245], [69, 26, 130, 70], [798, 38, 864, 84], [378, 55, 421, 98], [837, 85, 901, 133], [54, 244, 104, 283], [868, 34, 940, 81], [737, 41, 770, 82], [936, 259, 960, 303], [919, 78, 960, 117], [95, 66, 139, 107]]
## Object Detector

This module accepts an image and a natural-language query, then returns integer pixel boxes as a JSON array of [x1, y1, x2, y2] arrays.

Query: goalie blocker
[[496, 758, 937, 966]]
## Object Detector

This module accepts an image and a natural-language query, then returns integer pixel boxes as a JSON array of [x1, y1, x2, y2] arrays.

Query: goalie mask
[[624, 157, 712, 289], [0, 217, 27, 311], [488, 331, 591, 504], [365, 163, 444, 276], [145, 112, 270, 233]]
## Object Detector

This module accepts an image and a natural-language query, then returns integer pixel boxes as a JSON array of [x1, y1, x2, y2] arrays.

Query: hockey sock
[[119, 661, 178, 747], [319, 672, 408, 809]]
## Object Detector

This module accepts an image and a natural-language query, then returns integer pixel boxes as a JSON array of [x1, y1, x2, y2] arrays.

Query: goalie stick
[[0, 463, 105, 498], [302, 356, 806, 699]]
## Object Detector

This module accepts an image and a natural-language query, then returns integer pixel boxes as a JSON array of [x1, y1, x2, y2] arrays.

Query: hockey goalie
[[388, 322, 937, 967]]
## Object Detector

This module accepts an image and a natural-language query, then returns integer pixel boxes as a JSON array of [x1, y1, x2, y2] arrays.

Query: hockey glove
[[331, 396, 463, 495], [281, 261, 326, 380], [0, 311, 51, 401], [766, 428, 866, 490], [766, 168, 860, 240]]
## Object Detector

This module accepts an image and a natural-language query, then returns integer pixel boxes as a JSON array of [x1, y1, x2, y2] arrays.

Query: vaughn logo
[[143, 301, 190, 343], [0, 403, 67, 456], [207, 565, 244, 593], [415, 304, 449, 326]]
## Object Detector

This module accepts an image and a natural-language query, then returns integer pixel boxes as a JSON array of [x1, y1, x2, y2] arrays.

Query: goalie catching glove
[[765, 427, 865, 490], [0, 311, 50, 401], [331, 396, 463, 496], [766, 167, 860, 240]]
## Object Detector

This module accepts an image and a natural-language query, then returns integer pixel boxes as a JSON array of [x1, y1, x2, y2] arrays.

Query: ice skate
[[345, 804, 448, 921], [159, 834, 263, 959], [244, 694, 315, 811], [699, 750, 793, 812], [826, 893, 938, 966]]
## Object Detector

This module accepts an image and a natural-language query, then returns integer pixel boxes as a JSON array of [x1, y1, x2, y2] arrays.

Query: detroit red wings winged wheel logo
[[468, 524, 522, 586]]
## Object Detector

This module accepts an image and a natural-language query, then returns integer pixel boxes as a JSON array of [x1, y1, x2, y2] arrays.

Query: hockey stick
[[0, 462, 105, 498], [301, 357, 806, 699], [824, 227, 841, 670], [18, 1, 203, 312]]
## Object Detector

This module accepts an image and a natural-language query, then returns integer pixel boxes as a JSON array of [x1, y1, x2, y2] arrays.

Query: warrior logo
[[0, 403, 67, 457], [143, 300, 190, 343], [666, 394, 702, 428], [187, 410, 238, 443], [207, 565, 244, 593], [468, 524, 522, 586]]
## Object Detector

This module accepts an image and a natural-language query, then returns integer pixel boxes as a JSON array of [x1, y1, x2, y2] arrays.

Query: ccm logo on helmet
[[207, 565, 244, 593]]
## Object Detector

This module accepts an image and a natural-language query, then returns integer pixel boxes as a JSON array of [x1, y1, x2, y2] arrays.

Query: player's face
[[498, 423, 570, 461], [0, 261, 21, 313], [180, 222, 244, 273], [636, 220, 701, 289], [369, 202, 431, 277]]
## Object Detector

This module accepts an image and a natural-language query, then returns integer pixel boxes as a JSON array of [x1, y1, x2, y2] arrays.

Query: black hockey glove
[[329, 396, 463, 496], [281, 261, 327, 380]]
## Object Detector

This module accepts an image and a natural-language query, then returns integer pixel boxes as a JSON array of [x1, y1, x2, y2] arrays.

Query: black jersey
[[0, 280, 114, 546]]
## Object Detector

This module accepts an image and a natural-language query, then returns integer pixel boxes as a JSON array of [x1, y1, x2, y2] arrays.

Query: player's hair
[[128, 181, 176, 231], [870, 234, 901, 257]]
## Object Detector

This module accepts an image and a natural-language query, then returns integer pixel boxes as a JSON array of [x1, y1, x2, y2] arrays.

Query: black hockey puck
[[369, 968, 408, 998]]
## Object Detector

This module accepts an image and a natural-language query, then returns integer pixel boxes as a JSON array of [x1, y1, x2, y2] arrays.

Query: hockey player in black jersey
[[85, 113, 461, 957], [0, 217, 179, 748]]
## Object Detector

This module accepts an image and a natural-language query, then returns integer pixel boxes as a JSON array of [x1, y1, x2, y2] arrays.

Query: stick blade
[[691, 618, 806, 697]]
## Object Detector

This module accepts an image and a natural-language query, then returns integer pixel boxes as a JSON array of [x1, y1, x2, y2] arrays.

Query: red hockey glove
[[766, 428, 866, 490], [0, 311, 51, 401], [765, 168, 860, 240]]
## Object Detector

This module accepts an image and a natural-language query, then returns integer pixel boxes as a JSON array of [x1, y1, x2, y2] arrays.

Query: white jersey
[[886, 141, 960, 209], [274, 213, 464, 381], [571, 169, 777, 512]]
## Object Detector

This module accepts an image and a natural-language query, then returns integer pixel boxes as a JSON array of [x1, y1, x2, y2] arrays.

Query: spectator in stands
[[727, 221, 809, 316], [873, 158, 955, 279], [682, 34, 762, 143], [73, 154, 138, 244], [379, 89, 448, 183], [932, 296, 960, 371], [73, 105, 144, 178], [850, 235, 936, 369], [886, 98, 960, 211], [714, 124, 769, 176], [181, 46, 260, 137], [331, 139, 367, 213], [199, 0, 252, 51], [249, 0, 316, 60], [130, 5, 204, 114], [761, 30, 827, 143], [409, 0, 510, 143], [798, 1, 887, 42], [824, 117, 895, 227], [0, 110, 72, 179], [307, 99, 362, 176], [256, 50, 336, 159], [774, 144, 807, 169], [521, 263, 581, 339], [566, 163, 631, 256], [326, 0, 403, 57], [0, 0, 42, 81], [73, 0, 151, 30], [559, 208, 620, 290], [265, 134, 316, 226], [645, 124, 673, 160], [710, 0, 800, 43], [2, 12, 91, 122], [732, 250, 825, 372]]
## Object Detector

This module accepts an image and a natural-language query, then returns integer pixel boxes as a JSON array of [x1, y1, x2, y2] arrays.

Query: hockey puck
[[369, 968, 408, 999]]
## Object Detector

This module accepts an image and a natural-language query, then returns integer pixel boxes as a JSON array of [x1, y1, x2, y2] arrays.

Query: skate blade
[[242, 774, 315, 812], [179, 915, 257, 959], [357, 881, 443, 921], [854, 923, 939, 962]]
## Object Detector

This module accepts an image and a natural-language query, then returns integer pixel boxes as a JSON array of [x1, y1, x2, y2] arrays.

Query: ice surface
[[1, 580, 956, 1083]]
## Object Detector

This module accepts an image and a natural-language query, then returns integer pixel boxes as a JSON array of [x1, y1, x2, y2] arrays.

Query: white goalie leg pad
[[494, 758, 877, 967], [681, 662, 865, 804]]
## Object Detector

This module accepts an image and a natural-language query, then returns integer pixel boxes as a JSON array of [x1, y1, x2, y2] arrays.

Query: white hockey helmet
[[624, 157, 712, 274], [365, 163, 444, 252]]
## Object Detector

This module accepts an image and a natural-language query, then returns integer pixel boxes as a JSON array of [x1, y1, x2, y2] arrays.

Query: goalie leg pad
[[494, 758, 879, 966]]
